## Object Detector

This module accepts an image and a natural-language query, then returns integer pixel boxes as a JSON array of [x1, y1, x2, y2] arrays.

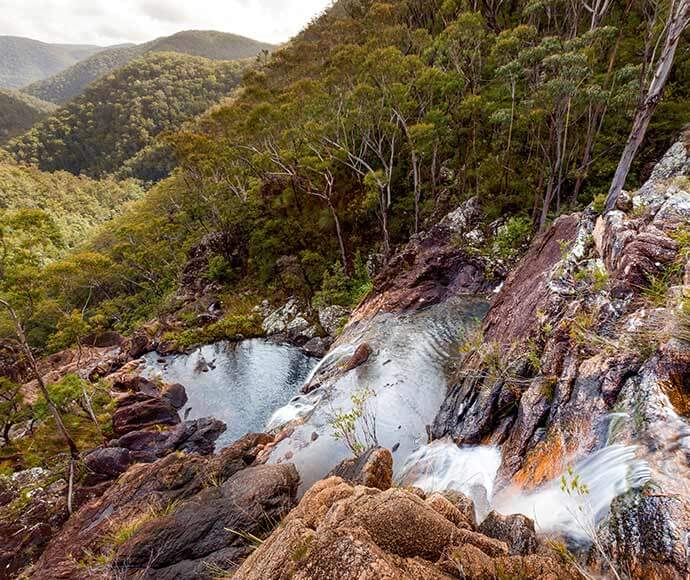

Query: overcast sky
[[0, 0, 333, 46]]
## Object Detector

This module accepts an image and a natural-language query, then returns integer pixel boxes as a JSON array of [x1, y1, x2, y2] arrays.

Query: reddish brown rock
[[111, 395, 180, 437], [341, 342, 372, 372], [328, 447, 393, 491], [478, 511, 538, 556]]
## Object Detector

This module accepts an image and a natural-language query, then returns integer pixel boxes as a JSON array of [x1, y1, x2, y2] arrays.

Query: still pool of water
[[141, 339, 318, 448]]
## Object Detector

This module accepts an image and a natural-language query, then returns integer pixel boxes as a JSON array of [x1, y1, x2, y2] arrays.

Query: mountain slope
[[9, 51, 246, 177], [0, 89, 57, 143], [0, 160, 143, 249], [0, 36, 105, 89], [23, 30, 274, 104]]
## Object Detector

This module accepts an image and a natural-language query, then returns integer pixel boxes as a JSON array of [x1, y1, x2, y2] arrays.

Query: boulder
[[84, 447, 132, 480], [28, 433, 278, 579], [426, 493, 473, 530], [342, 342, 372, 372], [478, 511, 538, 556], [114, 464, 299, 578], [328, 447, 393, 491], [439, 490, 477, 528], [262, 298, 302, 335], [111, 417, 225, 461], [302, 336, 330, 358], [161, 383, 188, 409], [112, 395, 180, 437], [318, 305, 350, 336], [235, 476, 571, 580]]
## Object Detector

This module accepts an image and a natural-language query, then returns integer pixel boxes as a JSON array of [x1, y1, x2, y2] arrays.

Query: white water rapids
[[143, 295, 655, 543], [397, 439, 651, 541]]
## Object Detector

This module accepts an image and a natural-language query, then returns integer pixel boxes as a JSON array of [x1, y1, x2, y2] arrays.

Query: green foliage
[[0, 89, 57, 144], [6, 0, 690, 355], [24, 30, 275, 104], [313, 258, 372, 309], [0, 162, 142, 249], [32, 374, 87, 420], [206, 256, 236, 284], [328, 387, 378, 456], [10, 52, 245, 178], [492, 216, 532, 262], [166, 313, 263, 351]]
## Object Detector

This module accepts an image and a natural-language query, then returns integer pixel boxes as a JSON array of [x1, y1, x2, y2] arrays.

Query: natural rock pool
[[141, 339, 318, 448]]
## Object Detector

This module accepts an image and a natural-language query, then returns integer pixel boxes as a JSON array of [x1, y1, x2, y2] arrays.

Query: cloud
[[0, 0, 333, 45]]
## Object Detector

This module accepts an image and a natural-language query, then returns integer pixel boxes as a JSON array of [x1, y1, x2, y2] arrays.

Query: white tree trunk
[[605, 0, 690, 211]]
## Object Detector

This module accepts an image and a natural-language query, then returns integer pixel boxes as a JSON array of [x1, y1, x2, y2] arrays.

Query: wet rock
[[111, 417, 225, 461], [328, 447, 393, 491], [342, 342, 372, 372], [351, 199, 497, 324], [482, 214, 579, 345], [111, 395, 180, 437], [84, 447, 132, 480], [604, 491, 690, 579], [161, 383, 188, 409], [111, 374, 160, 396], [478, 511, 538, 556], [318, 305, 350, 336], [209, 432, 274, 482]]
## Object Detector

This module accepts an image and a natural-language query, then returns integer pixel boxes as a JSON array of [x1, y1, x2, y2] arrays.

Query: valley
[[0, 1, 689, 579]]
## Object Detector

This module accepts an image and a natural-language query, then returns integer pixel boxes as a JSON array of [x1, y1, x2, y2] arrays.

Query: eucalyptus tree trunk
[[0, 299, 79, 458], [605, 0, 690, 212]]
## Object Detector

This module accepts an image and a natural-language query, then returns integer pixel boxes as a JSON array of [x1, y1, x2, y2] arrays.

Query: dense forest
[[8, 52, 246, 178], [0, 89, 57, 143], [1, 0, 689, 355], [23, 30, 275, 104], [0, 36, 104, 89]]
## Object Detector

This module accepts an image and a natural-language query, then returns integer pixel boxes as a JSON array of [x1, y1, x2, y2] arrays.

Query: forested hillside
[[23, 30, 274, 104], [8, 52, 245, 178], [0, 36, 104, 89], [0, 90, 57, 143], [2, 0, 689, 351], [21, 44, 142, 105], [0, 160, 143, 249]]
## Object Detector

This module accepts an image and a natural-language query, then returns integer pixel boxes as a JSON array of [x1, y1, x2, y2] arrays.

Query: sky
[[0, 0, 334, 46]]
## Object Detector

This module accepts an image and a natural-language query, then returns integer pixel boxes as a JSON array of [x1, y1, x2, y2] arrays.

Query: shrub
[[493, 216, 532, 262]]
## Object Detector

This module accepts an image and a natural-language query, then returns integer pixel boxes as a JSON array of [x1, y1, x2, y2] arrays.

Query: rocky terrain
[[1, 135, 688, 579]]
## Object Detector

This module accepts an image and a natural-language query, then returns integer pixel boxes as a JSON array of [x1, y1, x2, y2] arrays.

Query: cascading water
[[264, 296, 491, 492], [397, 438, 651, 542]]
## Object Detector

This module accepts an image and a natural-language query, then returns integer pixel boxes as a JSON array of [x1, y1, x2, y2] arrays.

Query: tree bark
[[0, 300, 79, 458], [605, 0, 690, 212]]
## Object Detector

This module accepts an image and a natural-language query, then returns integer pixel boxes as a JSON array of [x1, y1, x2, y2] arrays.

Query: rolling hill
[[0, 158, 143, 250], [0, 89, 57, 144], [23, 30, 274, 104], [9, 51, 246, 177], [0, 36, 105, 89]]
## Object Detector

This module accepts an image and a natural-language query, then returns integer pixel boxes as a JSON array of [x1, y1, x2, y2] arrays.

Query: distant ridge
[[23, 30, 275, 104], [10, 51, 247, 178], [0, 89, 57, 144], [0, 36, 106, 89]]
